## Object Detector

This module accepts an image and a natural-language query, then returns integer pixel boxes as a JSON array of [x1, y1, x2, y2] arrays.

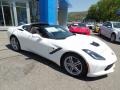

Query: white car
[[86, 22, 95, 30], [7, 23, 117, 77], [100, 21, 120, 42]]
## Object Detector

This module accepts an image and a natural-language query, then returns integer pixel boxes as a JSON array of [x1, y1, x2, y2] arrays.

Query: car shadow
[[6, 44, 108, 81], [94, 34, 111, 42], [93, 33, 120, 45]]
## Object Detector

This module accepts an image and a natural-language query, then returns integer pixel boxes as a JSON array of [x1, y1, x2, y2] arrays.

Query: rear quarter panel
[[7, 27, 17, 40]]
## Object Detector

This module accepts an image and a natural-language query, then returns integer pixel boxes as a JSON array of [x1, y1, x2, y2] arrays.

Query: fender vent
[[90, 42, 100, 47], [105, 64, 114, 71]]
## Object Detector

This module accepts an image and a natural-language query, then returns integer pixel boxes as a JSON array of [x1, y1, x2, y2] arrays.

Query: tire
[[61, 53, 88, 77], [89, 26, 92, 30], [110, 34, 116, 42], [10, 36, 21, 51]]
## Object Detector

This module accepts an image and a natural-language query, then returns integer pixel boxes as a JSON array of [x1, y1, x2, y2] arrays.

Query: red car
[[68, 23, 90, 35]]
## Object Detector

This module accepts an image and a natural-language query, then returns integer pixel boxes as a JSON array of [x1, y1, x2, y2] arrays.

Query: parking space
[[0, 31, 120, 90]]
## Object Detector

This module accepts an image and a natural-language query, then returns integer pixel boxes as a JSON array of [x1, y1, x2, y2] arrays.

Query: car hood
[[50, 34, 115, 57]]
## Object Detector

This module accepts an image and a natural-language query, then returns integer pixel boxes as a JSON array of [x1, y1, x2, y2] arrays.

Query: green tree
[[86, 0, 120, 22]]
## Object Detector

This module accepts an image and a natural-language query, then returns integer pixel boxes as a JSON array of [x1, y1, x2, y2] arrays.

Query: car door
[[101, 22, 108, 36], [105, 22, 113, 38], [27, 27, 57, 59]]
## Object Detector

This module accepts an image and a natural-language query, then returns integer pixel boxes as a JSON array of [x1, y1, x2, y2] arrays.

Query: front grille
[[105, 64, 114, 71]]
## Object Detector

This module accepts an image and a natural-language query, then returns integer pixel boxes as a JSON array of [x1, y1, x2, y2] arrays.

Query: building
[[0, 0, 69, 29], [0, 0, 30, 26]]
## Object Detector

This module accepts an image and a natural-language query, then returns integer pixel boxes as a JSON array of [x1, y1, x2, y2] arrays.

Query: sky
[[68, 0, 100, 12]]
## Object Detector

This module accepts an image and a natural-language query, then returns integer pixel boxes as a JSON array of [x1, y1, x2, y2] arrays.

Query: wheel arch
[[10, 34, 20, 43], [10, 34, 17, 40], [111, 32, 116, 38], [60, 51, 89, 76], [111, 32, 116, 35], [10, 34, 21, 50], [60, 51, 88, 67]]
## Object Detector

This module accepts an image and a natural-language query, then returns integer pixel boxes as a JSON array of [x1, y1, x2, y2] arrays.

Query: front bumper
[[86, 54, 117, 77], [87, 63, 115, 77]]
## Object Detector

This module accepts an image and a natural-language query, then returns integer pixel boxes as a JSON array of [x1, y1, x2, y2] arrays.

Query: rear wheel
[[10, 36, 21, 51], [61, 53, 88, 77]]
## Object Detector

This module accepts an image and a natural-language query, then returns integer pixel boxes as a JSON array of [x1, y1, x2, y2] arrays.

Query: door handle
[[18, 29, 24, 31]]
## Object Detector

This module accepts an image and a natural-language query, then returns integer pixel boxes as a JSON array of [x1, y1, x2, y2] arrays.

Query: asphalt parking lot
[[0, 31, 120, 90]]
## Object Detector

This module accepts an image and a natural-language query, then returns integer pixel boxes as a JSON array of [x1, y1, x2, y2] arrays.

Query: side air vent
[[90, 42, 100, 47]]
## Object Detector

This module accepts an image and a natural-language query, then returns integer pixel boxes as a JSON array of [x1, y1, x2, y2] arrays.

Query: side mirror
[[32, 34, 42, 40]]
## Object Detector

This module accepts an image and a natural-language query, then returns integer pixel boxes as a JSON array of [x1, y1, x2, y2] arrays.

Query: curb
[[0, 30, 7, 31]]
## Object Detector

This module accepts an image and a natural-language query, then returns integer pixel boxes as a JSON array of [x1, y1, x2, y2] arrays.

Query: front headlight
[[83, 49, 105, 60]]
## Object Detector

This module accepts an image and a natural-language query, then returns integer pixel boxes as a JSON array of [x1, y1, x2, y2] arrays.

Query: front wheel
[[10, 36, 21, 51], [61, 53, 88, 77], [110, 34, 116, 42]]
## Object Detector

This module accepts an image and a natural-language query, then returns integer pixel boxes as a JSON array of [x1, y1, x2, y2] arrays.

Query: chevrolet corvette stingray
[[7, 23, 117, 77]]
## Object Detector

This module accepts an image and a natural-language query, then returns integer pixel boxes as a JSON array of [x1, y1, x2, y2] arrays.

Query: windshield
[[113, 22, 120, 28], [45, 26, 73, 39], [78, 23, 86, 27], [71, 24, 78, 26]]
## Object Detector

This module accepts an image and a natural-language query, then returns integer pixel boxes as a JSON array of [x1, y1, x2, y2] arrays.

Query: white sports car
[[7, 23, 117, 77]]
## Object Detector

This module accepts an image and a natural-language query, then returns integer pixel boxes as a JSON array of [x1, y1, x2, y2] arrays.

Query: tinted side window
[[22, 25, 31, 31], [39, 27, 50, 38], [107, 22, 112, 28], [103, 22, 108, 26], [30, 26, 49, 38]]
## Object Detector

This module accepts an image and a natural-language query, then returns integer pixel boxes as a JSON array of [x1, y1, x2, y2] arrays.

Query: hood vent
[[90, 41, 100, 47]]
